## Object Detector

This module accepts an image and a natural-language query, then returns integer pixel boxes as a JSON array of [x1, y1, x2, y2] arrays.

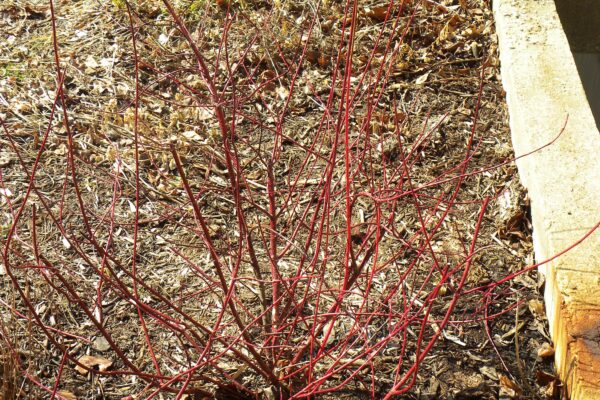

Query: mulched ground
[[1, 0, 561, 399]]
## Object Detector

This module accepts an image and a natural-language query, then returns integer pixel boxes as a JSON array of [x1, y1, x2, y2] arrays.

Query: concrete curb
[[493, 0, 600, 398]]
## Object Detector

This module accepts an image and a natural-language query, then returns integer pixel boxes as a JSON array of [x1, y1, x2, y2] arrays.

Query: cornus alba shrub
[[0, 0, 583, 399]]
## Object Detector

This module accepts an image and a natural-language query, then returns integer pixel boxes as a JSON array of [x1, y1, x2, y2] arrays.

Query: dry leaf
[[57, 391, 78, 400], [182, 130, 202, 142], [535, 370, 561, 397], [318, 54, 330, 68], [535, 370, 557, 386], [262, 386, 276, 400], [366, 6, 390, 22], [537, 342, 555, 358], [544, 380, 559, 398], [75, 355, 113, 375], [84, 55, 99, 71], [62, 236, 71, 249], [0, 188, 12, 198], [499, 374, 523, 398], [24, 5, 49, 18], [528, 299, 545, 318], [415, 72, 430, 86], [0, 152, 12, 167], [275, 359, 289, 380], [305, 49, 319, 65], [92, 336, 111, 352], [158, 33, 168, 46], [15, 102, 32, 113], [480, 365, 498, 380]]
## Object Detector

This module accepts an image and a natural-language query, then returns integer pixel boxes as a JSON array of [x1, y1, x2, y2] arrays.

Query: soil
[[0, 0, 560, 399]]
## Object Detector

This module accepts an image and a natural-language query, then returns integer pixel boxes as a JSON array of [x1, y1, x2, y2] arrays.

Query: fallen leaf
[[24, 5, 49, 19], [57, 391, 78, 400], [305, 50, 319, 65], [15, 102, 32, 113], [0, 152, 12, 167], [62, 236, 71, 249], [415, 72, 430, 86], [479, 365, 498, 380], [499, 374, 523, 398], [501, 321, 526, 339], [182, 130, 202, 142], [544, 379, 560, 398], [75, 355, 113, 375], [262, 386, 276, 400], [216, 0, 229, 9], [158, 33, 168, 45], [84, 55, 99, 71], [318, 54, 330, 68], [537, 342, 555, 358], [366, 6, 390, 22], [528, 299, 545, 318], [535, 370, 557, 386], [92, 336, 111, 352]]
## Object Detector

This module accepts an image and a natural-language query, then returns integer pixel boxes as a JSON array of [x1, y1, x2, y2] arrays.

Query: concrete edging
[[493, 0, 600, 398], [0, 1, 595, 398]]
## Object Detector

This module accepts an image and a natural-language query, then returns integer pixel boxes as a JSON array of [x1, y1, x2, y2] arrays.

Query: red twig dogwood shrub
[[2, 0, 586, 398]]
